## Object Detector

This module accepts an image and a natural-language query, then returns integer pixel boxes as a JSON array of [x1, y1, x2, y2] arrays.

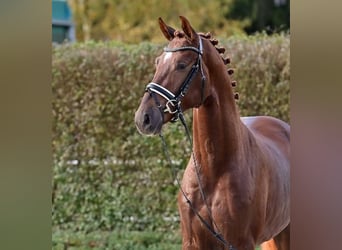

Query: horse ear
[[179, 16, 198, 43], [158, 17, 175, 41]]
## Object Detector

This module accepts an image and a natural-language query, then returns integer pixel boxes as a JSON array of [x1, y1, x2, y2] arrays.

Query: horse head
[[135, 16, 212, 135]]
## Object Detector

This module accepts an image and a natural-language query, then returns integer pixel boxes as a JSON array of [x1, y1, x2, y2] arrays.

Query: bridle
[[145, 36, 206, 122], [144, 35, 236, 250]]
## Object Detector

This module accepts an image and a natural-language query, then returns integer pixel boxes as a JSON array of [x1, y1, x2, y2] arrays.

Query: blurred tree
[[68, 0, 289, 42], [68, 0, 249, 43], [225, 0, 290, 34]]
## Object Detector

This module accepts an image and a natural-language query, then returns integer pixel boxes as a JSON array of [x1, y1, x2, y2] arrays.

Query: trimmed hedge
[[52, 33, 289, 233]]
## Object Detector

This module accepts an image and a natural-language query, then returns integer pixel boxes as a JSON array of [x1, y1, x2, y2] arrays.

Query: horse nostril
[[143, 113, 150, 126]]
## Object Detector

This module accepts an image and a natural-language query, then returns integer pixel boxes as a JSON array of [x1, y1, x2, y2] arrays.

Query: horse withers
[[135, 16, 290, 250]]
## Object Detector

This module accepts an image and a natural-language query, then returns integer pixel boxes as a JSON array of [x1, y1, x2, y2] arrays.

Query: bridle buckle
[[164, 99, 180, 114]]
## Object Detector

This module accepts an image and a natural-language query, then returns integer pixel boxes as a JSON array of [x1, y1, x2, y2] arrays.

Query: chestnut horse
[[135, 16, 290, 250]]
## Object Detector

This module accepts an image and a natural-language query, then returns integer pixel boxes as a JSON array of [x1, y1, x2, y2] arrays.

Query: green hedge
[[52, 33, 289, 234]]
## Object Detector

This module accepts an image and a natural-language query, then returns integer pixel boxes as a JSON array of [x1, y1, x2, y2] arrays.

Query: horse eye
[[177, 62, 187, 70]]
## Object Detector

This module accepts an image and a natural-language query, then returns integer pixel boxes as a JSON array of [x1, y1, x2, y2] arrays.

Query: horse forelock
[[174, 30, 185, 38]]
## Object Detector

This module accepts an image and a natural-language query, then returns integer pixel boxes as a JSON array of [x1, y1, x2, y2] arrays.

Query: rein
[[146, 36, 236, 250], [159, 114, 235, 250]]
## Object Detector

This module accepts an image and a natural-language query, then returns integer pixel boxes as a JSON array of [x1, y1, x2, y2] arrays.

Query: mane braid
[[199, 32, 239, 100], [173, 30, 238, 101]]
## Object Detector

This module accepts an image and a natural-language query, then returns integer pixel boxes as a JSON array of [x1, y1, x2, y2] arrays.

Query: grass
[[52, 229, 182, 250], [52, 229, 261, 250]]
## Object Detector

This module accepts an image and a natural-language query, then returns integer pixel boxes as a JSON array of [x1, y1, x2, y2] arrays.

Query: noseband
[[145, 36, 206, 122]]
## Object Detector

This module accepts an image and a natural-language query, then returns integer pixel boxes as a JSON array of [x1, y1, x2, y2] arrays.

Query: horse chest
[[179, 170, 250, 227], [179, 172, 254, 248]]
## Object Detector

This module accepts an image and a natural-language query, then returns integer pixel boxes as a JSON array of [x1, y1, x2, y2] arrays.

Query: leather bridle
[[145, 36, 206, 122]]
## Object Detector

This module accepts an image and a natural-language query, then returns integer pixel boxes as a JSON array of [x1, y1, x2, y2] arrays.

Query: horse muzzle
[[135, 105, 163, 136]]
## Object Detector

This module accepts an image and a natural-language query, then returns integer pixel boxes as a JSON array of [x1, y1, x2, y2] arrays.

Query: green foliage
[[52, 33, 289, 240], [52, 40, 188, 234], [226, 0, 290, 34]]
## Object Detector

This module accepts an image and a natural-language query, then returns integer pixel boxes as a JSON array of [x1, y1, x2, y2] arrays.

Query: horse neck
[[192, 46, 246, 176]]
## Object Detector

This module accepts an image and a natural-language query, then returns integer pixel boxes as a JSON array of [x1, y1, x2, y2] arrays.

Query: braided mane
[[198, 32, 239, 100], [171, 30, 239, 100]]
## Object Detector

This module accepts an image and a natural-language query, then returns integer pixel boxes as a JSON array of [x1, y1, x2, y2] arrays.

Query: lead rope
[[158, 109, 236, 250], [178, 111, 219, 229]]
